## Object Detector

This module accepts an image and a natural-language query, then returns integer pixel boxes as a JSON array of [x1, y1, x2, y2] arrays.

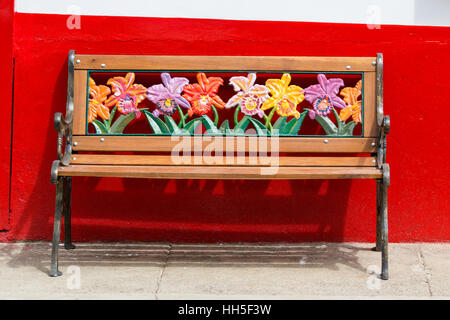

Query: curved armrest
[[54, 112, 72, 166]]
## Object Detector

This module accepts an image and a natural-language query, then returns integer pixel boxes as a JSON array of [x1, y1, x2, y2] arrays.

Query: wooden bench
[[50, 51, 390, 279]]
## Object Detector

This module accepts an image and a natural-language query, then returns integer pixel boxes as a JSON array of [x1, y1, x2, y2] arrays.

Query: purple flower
[[146, 73, 191, 117], [304, 74, 346, 119]]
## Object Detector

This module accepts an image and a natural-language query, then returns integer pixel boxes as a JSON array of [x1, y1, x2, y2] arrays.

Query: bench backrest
[[64, 52, 383, 166]]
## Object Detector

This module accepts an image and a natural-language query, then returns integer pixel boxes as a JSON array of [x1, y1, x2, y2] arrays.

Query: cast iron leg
[[63, 177, 76, 250], [375, 180, 382, 251], [380, 179, 389, 280], [49, 177, 64, 277]]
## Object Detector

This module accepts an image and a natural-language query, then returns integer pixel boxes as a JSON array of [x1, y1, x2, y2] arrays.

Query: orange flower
[[339, 80, 362, 123], [104, 73, 146, 118], [182, 73, 226, 117], [88, 78, 111, 123]]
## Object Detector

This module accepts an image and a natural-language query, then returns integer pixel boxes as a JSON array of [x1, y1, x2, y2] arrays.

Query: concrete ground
[[0, 242, 448, 299]]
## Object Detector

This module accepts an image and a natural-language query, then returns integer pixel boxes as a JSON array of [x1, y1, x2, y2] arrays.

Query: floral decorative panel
[[86, 71, 363, 136]]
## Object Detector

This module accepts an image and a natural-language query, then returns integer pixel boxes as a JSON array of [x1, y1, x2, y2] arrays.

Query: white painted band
[[14, 0, 450, 27]]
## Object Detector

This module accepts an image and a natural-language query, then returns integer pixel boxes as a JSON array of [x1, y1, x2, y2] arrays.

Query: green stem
[[103, 106, 117, 132], [332, 107, 342, 132], [265, 107, 277, 128], [177, 105, 185, 128], [211, 105, 219, 127], [234, 105, 241, 126], [262, 114, 273, 133]]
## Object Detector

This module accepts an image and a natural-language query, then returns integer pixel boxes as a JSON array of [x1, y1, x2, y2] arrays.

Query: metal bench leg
[[380, 165, 390, 280], [375, 180, 382, 251], [63, 177, 76, 250], [49, 177, 64, 277]]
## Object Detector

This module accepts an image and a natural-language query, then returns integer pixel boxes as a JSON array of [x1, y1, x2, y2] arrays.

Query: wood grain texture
[[58, 165, 382, 179], [72, 136, 377, 153], [72, 70, 88, 135], [70, 154, 377, 167], [363, 71, 377, 137], [74, 55, 376, 72]]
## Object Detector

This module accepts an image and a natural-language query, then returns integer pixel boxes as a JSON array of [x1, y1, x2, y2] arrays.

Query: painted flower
[[146, 73, 191, 117], [339, 80, 362, 123], [104, 72, 146, 118], [88, 78, 111, 123], [225, 73, 269, 118], [261, 73, 304, 119], [182, 73, 226, 117], [304, 74, 346, 119]]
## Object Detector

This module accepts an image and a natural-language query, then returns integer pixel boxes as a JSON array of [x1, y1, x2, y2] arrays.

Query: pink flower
[[225, 73, 269, 118], [146, 73, 191, 117], [304, 74, 346, 119], [104, 73, 146, 118]]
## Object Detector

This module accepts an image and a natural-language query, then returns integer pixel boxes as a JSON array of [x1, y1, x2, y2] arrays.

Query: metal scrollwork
[[376, 53, 390, 169], [52, 50, 75, 184]]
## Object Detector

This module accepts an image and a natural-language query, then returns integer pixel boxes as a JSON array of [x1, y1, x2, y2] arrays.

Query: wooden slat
[[72, 136, 377, 153], [70, 154, 377, 167], [72, 70, 88, 135], [58, 165, 382, 179], [74, 55, 376, 72], [363, 71, 377, 137]]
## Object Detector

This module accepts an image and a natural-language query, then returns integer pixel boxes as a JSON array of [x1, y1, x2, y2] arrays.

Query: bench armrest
[[54, 112, 73, 166], [376, 115, 390, 172], [53, 50, 75, 169]]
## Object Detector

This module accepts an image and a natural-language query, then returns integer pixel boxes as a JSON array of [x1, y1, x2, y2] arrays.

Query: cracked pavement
[[0, 242, 448, 299]]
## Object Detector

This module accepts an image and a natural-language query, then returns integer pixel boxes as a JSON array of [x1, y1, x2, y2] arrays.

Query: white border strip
[[15, 0, 450, 27]]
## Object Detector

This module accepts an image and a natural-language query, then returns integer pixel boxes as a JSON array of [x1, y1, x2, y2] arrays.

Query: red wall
[[0, 0, 13, 231], [4, 12, 450, 242]]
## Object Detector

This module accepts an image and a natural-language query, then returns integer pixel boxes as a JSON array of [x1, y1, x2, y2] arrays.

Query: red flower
[[182, 73, 226, 117]]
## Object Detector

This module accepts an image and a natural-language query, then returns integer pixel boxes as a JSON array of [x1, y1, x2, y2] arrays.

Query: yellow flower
[[339, 80, 362, 123], [88, 78, 111, 123], [261, 73, 304, 118]]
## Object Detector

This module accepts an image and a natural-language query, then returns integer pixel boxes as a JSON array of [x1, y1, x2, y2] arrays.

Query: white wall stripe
[[14, 0, 450, 27]]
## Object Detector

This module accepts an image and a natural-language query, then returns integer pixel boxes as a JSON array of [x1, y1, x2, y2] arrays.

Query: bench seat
[[59, 165, 382, 179]]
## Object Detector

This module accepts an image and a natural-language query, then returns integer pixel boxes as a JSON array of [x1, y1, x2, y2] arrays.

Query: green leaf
[[332, 108, 343, 132], [234, 105, 241, 126], [144, 110, 171, 134], [105, 106, 117, 130], [200, 115, 221, 134], [144, 112, 162, 134], [182, 118, 202, 134], [262, 114, 273, 133], [282, 118, 297, 135], [339, 121, 357, 136], [219, 120, 230, 134], [164, 115, 181, 134], [314, 115, 338, 135], [248, 117, 268, 136], [110, 113, 136, 134], [288, 111, 307, 136], [92, 119, 108, 134], [177, 105, 185, 128], [145, 111, 170, 134], [233, 115, 250, 135], [109, 108, 148, 134], [272, 117, 287, 135]]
